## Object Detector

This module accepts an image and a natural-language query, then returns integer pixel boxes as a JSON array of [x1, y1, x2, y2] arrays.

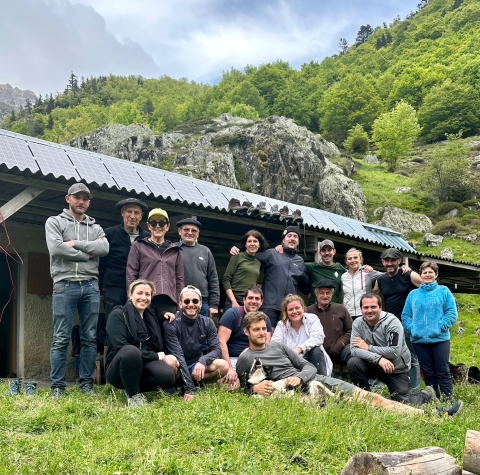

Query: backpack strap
[[232, 306, 244, 336]]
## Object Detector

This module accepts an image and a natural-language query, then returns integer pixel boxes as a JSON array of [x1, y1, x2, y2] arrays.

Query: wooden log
[[341, 446, 461, 475], [464, 430, 480, 474]]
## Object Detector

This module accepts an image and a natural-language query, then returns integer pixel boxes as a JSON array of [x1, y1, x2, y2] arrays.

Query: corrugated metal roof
[[0, 128, 417, 252]]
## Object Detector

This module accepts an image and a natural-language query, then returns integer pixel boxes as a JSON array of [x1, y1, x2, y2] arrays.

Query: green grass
[[1, 377, 480, 474]]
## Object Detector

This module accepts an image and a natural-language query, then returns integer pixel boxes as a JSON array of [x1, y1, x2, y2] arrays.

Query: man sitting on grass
[[235, 311, 462, 417]]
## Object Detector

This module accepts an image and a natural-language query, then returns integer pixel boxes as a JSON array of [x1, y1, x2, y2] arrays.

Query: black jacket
[[99, 223, 150, 289], [105, 300, 163, 371]]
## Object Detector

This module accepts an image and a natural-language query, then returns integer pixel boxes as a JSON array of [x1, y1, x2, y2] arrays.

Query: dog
[[247, 357, 336, 401]]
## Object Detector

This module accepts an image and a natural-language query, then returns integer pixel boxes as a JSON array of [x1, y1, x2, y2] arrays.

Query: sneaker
[[24, 381, 37, 396], [436, 399, 463, 418], [6, 379, 21, 396], [52, 387, 65, 399], [80, 383, 94, 395], [420, 385, 436, 403], [127, 393, 146, 407], [163, 386, 178, 397]]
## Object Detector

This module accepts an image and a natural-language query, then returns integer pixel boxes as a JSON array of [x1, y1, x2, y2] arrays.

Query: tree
[[108, 102, 142, 125], [142, 98, 155, 115], [67, 72, 78, 94], [355, 25, 374, 45], [338, 38, 349, 55], [47, 113, 54, 130], [417, 133, 475, 202], [25, 98, 33, 114], [228, 103, 260, 121], [343, 124, 370, 154], [318, 73, 384, 144], [418, 80, 480, 143], [417, 0, 428, 10], [372, 101, 420, 171]]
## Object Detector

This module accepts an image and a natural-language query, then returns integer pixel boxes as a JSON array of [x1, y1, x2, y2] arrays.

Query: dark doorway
[[0, 256, 18, 377]]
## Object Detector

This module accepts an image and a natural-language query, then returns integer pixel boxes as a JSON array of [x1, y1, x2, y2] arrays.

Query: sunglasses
[[148, 220, 169, 228], [183, 298, 200, 305]]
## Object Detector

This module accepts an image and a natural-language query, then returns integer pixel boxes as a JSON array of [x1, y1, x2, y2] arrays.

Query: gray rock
[[423, 233, 443, 247], [373, 206, 433, 239], [441, 208, 458, 218], [441, 248, 454, 260], [67, 116, 368, 221], [476, 164, 480, 172], [457, 234, 477, 242], [394, 187, 411, 194], [363, 154, 379, 164]]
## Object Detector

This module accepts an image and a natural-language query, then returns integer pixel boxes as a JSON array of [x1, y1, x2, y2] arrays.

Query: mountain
[[0, 84, 37, 121]]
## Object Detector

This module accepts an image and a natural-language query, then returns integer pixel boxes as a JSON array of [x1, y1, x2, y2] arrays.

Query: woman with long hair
[[222, 229, 268, 310], [272, 294, 332, 375]]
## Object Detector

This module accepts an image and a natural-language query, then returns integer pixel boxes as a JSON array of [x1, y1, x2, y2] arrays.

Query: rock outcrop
[[373, 205, 433, 239], [0, 83, 37, 121], [68, 115, 367, 221], [423, 233, 443, 247]]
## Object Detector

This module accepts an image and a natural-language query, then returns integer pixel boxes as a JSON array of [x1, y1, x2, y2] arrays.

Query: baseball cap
[[148, 208, 169, 221], [180, 285, 202, 299], [67, 183, 92, 199], [319, 239, 335, 251]]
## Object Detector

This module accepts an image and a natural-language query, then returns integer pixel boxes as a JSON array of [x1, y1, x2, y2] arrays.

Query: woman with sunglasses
[[127, 208, 184, 320], [222, 229, 268, 310], [106, 279, 179, 406]]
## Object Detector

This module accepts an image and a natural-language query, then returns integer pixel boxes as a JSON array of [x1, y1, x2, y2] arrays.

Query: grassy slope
[[1, 384, 479, 474]]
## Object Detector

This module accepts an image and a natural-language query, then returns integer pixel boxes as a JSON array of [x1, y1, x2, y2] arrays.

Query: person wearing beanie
[[230, 226, 308, 328]]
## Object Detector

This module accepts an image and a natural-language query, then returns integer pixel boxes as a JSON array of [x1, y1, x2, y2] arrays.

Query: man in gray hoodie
[[45, 183, 109, 398], [347, 293, 433, 406]]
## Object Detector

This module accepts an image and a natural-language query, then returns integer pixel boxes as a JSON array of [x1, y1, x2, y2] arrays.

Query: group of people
[[5, 182, 462, 416]]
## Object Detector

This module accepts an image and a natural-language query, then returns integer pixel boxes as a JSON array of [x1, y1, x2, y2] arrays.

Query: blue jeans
[[405, 335, 421, 393], [50, 279, 100, 389], [199, 300, 209, 317]]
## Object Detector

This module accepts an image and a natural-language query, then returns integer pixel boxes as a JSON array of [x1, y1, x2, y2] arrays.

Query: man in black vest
[[373, 248, 422, 393], [99, 198, 150, 316]]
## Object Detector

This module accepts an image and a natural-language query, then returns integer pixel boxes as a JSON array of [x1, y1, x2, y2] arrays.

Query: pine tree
[[25, 98, 33, 114], [355, 25, 374, 45], [47, 113, 54, 130], [338, 38, 349, 55]]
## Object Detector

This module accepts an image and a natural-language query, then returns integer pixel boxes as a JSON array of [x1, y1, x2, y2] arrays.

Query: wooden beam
[[0, 186, 45, 223]]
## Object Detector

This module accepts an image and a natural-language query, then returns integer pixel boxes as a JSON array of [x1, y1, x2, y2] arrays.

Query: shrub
[[350, 136, 369, 154], [436, 201, 462, 216], [462, 199, 479, 208], [431, 219, 467, 235], [343, 124, 370, 154]]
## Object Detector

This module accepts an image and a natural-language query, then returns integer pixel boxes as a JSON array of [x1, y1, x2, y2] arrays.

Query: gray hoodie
[[350, 310, 411, 373], [45, 209, 109, 283]]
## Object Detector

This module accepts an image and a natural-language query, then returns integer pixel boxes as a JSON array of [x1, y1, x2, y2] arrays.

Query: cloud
[[0, 0, 160, 95]]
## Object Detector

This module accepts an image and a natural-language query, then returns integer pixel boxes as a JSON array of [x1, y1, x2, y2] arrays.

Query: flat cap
[[380, 248, 403, 259], [67, 183, 92, 198], [115, 198, 148, 214], [176, 218, 202, 229], [312, 279, 337, 289], [319, 239, 335, 250]]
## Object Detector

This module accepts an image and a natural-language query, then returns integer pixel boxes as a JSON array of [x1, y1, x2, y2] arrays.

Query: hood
[[60, 208, 96, 225]]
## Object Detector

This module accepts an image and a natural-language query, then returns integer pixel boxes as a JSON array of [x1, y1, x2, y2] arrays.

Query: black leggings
[[106, 345, 175, 397]]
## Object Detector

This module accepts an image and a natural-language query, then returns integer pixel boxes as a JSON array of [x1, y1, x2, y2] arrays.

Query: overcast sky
[[0, 0, 420, 96]]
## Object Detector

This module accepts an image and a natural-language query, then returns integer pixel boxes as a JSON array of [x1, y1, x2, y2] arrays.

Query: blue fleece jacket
[[401, 281, 457, 344]]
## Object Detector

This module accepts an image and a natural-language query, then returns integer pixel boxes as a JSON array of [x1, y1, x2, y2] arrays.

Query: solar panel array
[[0, 128, 415, 252]]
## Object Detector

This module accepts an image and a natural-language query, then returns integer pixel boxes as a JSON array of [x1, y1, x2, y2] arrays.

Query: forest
[[2, 0, 480, 148]]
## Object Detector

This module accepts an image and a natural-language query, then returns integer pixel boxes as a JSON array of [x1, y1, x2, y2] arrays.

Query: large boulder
[[67, 115, 368, 221], [441, 248, 454, 260], [423, 233, 443, 247], [373, 206, 433, 239]]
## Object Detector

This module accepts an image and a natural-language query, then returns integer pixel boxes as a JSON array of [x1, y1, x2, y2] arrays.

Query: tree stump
[[341, 446, 461, 474], [463, 430, 480, 474]]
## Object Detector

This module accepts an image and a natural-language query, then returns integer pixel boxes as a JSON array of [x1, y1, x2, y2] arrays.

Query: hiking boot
[[127, 393, 147, 407], [24, 381, 37, 396], [292, 209, 304, 224], [420, 385, 436, 403], [435, 399, 463, 418], [80, 383, 94, 395], [6, 379, 21, 396], [52, 387, 65, 399], [163, 386, 178, 397]]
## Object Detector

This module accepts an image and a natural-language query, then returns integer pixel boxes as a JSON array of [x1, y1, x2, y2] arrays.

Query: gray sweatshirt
[[236, 342, 317, 394], [177, 241, 220, 308], [350, 311, 411, 373], [45, 209, 109, 283]]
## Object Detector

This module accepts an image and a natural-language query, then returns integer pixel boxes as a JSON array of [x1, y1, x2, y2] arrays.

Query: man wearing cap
[[175, 218, 220, 318], [99, 198, 149, 316], [163, 285, 229, 400], [45, 183, 109, 398], [305, 279, 352, 365], [127, 208, 184, 319], [373, 248, 423, 392]]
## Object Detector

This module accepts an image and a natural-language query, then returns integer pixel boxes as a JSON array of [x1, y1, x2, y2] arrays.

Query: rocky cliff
[[0, 84, 37, 121], [67, 114, 367, 221]]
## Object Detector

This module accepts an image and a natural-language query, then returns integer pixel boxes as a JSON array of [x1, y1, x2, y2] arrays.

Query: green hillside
[[2, 0, 480, 145]]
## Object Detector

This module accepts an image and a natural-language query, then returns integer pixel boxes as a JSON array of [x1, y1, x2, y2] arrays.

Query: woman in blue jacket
[[402, 262, 458, 400]]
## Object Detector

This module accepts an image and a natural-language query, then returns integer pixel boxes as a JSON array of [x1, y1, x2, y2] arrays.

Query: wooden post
[[0, 186, 45, 223], [341, 446, 461, 475], [463, 430, 480, 474]]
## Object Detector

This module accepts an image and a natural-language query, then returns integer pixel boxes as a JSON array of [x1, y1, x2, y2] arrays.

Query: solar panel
[[101, 157, 150, 194], [166, 174, 210, 206], [197, 181, 230, 209], [135, 165, 183, 202], [67, 150, 118, 187], [28, 142, 80, 180], [0, 134, 39, 172]]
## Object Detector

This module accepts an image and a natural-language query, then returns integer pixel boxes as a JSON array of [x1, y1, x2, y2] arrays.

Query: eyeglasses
[[148, 220, 169, 228], [183, 298, 200, 305], [181, 227, 199, 234]]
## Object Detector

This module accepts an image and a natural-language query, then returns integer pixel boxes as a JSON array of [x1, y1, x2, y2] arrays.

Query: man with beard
[[163, 285, 228, 400], [45, 183, 109, 398], [218, 285, 273, 386]]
